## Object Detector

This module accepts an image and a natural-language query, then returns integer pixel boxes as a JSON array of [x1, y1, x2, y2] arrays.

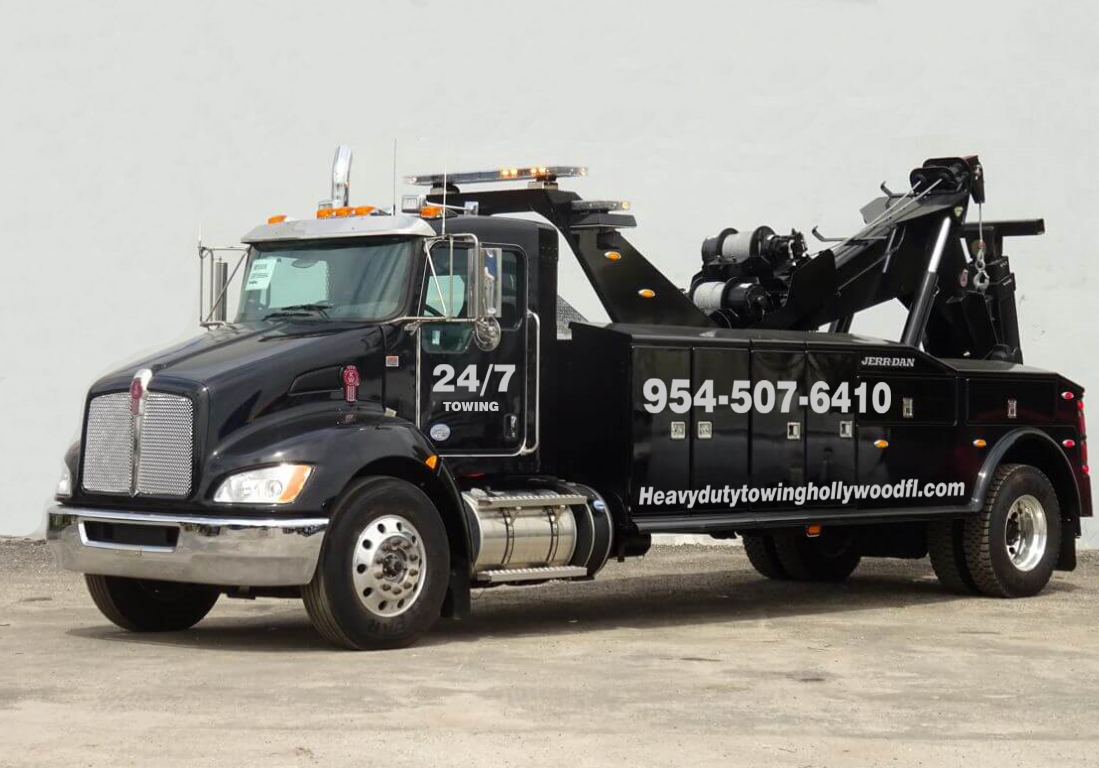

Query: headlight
[[213, 464, 313, 505], [56, 464, 72, 498]]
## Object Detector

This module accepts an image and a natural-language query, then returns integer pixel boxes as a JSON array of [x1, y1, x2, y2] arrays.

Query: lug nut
[[381, 584, 391, 592], [409, 569, 419, 577]]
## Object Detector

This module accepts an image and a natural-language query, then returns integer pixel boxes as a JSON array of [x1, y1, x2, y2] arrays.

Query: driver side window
[[424, 245, 470, 318], [422, 244, 473, 353]]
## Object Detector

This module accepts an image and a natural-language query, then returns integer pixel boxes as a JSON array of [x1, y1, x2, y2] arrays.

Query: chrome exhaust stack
[[318, 145, 353, 211]]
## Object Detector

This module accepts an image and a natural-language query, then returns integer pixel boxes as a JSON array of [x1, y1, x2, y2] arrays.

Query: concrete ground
[[1, 539, 1097, 768]]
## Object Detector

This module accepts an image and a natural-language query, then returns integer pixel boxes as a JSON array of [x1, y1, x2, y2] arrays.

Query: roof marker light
[[268, 214, 287, 224], [353, 206, 375, 216]]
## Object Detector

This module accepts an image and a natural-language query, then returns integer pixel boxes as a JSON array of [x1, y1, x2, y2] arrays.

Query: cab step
[[475, 565, 589, 584]]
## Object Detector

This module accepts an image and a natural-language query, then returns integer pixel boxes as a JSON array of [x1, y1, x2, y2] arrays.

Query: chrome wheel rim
[[352, 515, 426, 617], [1004, 494, 1047, 572]]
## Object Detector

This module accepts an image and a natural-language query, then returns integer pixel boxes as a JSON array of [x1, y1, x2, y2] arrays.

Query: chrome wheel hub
[[1004, 494, 1047, 572], [352, 515, 426, 617]]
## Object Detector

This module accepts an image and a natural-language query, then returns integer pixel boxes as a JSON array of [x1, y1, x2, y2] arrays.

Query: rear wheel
[[741, 534, 789, 579], [772, 529, 861, 582], [963, 464, 1061, 598], [927, 519, 980, 594], [85, 575, 219, 632], [303, 477, 450, 650]]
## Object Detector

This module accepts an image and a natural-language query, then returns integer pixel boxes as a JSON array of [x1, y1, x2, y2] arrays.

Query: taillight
[[1079, 399, 1089, 475]]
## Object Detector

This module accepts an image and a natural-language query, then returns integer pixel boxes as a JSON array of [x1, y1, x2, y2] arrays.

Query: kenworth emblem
[[129, 369, 152, 415]]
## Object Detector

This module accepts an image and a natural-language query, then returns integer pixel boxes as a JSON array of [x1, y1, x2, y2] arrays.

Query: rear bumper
[[46, 505, 327, 587]]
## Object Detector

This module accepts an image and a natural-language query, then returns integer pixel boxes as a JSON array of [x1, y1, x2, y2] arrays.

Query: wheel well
[[999, 436, 1081, 529], [348, 457, 470, 571]]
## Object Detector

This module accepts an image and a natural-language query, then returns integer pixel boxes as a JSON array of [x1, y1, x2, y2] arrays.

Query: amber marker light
[[420, 205, 444, 218], [874, 439, 889, 449], [806, 524, 823, 537], [973, 439, 987, 448], [638, 288, 656, 298], [277, 465, 313, 503], [425, 455, 439, 471], [353, 206, 375, 216], [605, 251, 622, 261], [317, 208, 334, 219], [267, 214, 287, 224]]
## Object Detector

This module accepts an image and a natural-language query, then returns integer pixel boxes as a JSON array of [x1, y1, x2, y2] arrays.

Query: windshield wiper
[[263, 303, 332, 320]]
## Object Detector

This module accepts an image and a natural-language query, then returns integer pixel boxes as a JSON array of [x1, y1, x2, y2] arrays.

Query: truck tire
[[85, 575, 219, 632], [302, 477, 450, 650], [741, 534, 789, 579], [963, 464, 1061, 598], [772, 530, 861, 582], [927, 519, 979, 594]]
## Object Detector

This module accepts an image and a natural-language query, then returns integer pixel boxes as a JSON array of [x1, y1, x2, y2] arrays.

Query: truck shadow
[[67, 561, 1078, 653]]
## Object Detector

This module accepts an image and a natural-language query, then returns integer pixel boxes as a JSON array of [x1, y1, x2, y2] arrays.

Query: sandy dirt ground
[[1, 538, 1097, 768]]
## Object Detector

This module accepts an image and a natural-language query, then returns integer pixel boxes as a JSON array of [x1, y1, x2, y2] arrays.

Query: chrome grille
[[82, 391, 195, 497], [136, 393, 194, 497], [83, 394, 134, 494]]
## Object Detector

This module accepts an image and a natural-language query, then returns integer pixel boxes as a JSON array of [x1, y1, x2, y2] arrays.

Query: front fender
[[203, 403, 458, 517]]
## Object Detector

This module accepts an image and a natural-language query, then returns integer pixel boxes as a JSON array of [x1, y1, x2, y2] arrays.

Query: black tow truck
[[48, 150, 1091, 649]]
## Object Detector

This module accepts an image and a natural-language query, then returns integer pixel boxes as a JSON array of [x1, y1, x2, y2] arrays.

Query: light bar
[[571, 200, 631, 213], [405, 165, 588, 187]]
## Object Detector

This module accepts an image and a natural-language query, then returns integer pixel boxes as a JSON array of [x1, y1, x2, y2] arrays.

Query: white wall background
[[1, 0, 1096, 543]]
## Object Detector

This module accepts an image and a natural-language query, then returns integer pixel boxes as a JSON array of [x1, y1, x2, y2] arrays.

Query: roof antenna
[[442, 163, 448, 236], [391, 138, 397, 216]]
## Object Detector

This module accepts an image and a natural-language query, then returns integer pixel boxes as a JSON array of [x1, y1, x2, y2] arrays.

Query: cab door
[[418, 241, 529, 455]]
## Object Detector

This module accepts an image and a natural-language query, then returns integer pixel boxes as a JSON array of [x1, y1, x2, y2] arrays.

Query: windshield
[[236, 238, 415, 322]]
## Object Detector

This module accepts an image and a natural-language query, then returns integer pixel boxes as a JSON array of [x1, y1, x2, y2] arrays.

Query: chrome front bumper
[[47, 505, 328, 587]]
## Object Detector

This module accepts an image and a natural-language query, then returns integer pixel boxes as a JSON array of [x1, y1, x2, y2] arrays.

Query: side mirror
[[477, 247, 503, 319]]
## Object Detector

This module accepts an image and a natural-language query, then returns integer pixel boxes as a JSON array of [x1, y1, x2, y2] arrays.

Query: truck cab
[[48, 150, 1091, 649]]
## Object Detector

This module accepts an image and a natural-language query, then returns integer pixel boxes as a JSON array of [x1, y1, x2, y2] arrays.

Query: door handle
[[786, 422, 802, 440]]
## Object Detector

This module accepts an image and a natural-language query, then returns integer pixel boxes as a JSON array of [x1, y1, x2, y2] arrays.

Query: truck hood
[[88, 320, 393, 441]]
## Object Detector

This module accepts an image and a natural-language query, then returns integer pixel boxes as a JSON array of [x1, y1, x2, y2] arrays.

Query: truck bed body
[[557, 322, 1090, 534]]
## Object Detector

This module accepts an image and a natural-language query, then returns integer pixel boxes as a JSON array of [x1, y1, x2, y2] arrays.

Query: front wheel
[[303, 477, 450, 650], [963, 464, 1061, 598], [85, 575, 219, 632]]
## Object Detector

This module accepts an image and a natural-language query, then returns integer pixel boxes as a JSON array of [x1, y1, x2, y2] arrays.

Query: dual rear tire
[[741, 463, 1062, 598], [743, 529, 861, 582], [929, 463, 1061, 598]]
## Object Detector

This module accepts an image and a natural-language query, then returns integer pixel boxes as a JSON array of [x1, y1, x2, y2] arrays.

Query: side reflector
[[806, 524, 822, 537], [638, 288, 656, 299], [874, 439, 889, 449], [1062, 391, 1076, 400], [604, 251, 622, 261], [973, 439, 987, 448], [1063, 439, 1076, 449], [267, 214, 287, 224], [425, 455, 439, 471]]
